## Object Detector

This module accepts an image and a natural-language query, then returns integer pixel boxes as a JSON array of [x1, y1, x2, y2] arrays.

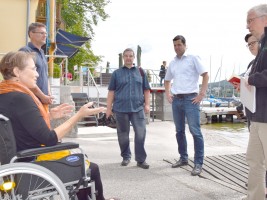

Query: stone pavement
[[63, 121, 249, 200]]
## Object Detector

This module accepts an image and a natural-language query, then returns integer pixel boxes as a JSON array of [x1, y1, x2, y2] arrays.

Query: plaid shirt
[[108, 66, 150, 112]]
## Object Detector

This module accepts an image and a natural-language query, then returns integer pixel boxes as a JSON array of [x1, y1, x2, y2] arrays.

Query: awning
[[55, 29, 90, 58], [56, 29, 90, 46], [55, 44, 79, 58]]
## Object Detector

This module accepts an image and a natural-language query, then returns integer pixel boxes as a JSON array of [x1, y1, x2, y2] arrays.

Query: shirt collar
[[122, 65, 137, 69], [175, 52, 187, 60], [28, 42, 43, 52]]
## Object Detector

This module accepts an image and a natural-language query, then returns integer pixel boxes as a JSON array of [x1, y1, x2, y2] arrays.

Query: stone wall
[[50, 85, 78, 138]]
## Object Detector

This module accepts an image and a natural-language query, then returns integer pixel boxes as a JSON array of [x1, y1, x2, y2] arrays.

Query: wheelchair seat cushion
[[34, 153, 86, 184], [36, 150, 71, 161]]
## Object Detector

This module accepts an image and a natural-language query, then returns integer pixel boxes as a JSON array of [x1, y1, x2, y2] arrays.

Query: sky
[[91, 0, 267, 82]]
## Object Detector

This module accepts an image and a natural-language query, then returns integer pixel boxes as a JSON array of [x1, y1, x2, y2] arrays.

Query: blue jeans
[[172, 94, 204, 165], [115, 110, 147, 163]]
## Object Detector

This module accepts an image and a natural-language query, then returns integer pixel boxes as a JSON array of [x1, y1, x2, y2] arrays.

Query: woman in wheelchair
[[0, 51, 117, 200]]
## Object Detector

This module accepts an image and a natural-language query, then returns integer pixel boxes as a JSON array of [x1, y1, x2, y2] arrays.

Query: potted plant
[[51, 63, 61, 86]]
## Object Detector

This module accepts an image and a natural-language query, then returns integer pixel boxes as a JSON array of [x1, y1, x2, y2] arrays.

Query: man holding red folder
[[243, 4, 267, 200]]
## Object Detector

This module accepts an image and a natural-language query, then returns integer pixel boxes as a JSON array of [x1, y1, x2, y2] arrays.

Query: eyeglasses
[[32, 32, 47, 35], [247, 15, 265, 25], [246, 40, 258, 48]]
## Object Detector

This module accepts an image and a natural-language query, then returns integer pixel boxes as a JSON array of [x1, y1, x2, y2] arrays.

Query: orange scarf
[[0, 80, 51, 128]]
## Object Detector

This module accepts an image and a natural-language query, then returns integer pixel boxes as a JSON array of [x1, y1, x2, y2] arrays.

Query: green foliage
[[60, 0, 110, 37], [53, 63, 61, 78], [59, 0, 110, 78]]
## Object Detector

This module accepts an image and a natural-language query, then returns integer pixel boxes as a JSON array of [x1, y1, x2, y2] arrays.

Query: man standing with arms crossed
[[243, 4, 267, 200], [20, 22, 53, 106], [164, 35, 209, 176], [106, 48, 151, 169]]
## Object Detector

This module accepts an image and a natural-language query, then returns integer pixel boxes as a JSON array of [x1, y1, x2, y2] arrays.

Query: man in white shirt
[[164, 35, 209, 176]]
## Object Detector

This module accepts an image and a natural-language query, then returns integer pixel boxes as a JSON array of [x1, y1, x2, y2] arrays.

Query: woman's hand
[[50, 103, 73, 119], [78, 102, 106, 118]]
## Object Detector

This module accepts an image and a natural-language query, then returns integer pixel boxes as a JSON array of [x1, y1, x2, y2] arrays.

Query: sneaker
[[121, 159, 130, 166], [191, 164, 202, 176], [137, 161, 149, 169], [171, 159, 188, 168]]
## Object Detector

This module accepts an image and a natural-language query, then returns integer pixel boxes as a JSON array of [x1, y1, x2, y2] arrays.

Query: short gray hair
[[248, 4, 267, 16]]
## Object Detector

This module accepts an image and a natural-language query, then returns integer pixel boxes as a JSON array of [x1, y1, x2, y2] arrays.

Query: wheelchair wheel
[[0, 162, 69, 200]]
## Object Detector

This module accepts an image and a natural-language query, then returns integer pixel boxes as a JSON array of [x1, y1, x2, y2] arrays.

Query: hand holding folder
[[240, 77, 256, 113]]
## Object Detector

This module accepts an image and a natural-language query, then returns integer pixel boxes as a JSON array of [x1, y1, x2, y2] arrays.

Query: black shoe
[[121, 159, 130, 166], [191, 164, 202, 176], [171, 159, 188, 168], [137, 161, 149, 169]]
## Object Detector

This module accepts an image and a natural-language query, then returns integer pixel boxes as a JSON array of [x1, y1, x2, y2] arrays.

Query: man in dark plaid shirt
[[106, 48, 151, 169]]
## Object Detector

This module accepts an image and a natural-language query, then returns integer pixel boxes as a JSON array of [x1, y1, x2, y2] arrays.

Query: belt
[[173, 93, 197, 98]]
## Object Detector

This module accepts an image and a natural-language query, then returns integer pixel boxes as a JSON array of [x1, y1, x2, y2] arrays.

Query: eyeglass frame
[[247, 15, 265, 25], [32, 31, 47, 36], [246, 40, 258, 48]]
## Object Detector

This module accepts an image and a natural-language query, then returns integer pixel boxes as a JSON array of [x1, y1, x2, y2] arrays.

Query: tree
[[59, 0, 110, 77]]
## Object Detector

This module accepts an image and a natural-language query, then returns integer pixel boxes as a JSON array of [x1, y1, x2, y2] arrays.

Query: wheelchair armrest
[[16, 142, 79, 158]]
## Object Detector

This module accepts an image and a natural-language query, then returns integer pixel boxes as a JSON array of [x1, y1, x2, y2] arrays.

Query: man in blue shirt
[[106, 48, 151, 169], [19, 22, 53, 105], [165, 35, 209, 176]]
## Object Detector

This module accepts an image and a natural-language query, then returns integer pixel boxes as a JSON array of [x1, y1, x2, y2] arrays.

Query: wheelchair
[[0, 114, 96, 200]]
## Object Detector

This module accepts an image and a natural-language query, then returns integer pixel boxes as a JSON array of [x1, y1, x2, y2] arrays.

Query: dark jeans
[[115, 110, 147, 163], [172, 94, 204, 165], [77, 162, 105, 200], [160, 77, 164, 86]]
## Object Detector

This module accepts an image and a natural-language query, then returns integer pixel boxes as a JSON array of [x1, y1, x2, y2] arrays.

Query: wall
[[0, 0, 39, 57]]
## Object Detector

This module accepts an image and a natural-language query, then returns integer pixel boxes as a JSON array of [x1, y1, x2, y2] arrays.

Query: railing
[[74, 66, 162, 88], [148, 69, 161, 87], [86, 68, 100, 108]]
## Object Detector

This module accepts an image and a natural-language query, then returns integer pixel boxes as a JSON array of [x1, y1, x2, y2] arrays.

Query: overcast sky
[[91, 0, 266, 81]]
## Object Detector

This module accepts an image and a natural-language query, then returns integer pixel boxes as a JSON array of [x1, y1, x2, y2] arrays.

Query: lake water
[[201, 122, 249, 151], [202, 122, 248, 133]]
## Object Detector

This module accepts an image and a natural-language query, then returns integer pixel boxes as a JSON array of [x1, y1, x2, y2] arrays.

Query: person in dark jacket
[[244, 4, 267, 200], [159, 61, 167, 86]]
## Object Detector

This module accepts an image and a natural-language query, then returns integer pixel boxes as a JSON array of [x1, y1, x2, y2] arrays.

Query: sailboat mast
[[209, 55, 212, 96]]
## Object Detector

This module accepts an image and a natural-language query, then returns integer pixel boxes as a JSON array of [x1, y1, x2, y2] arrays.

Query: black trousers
[[77, 162, 105, 200]]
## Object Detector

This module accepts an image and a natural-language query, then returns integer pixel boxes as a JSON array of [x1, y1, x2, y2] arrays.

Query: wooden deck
[[200, 107, 242, 124], [164, 153, 248, 194]]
